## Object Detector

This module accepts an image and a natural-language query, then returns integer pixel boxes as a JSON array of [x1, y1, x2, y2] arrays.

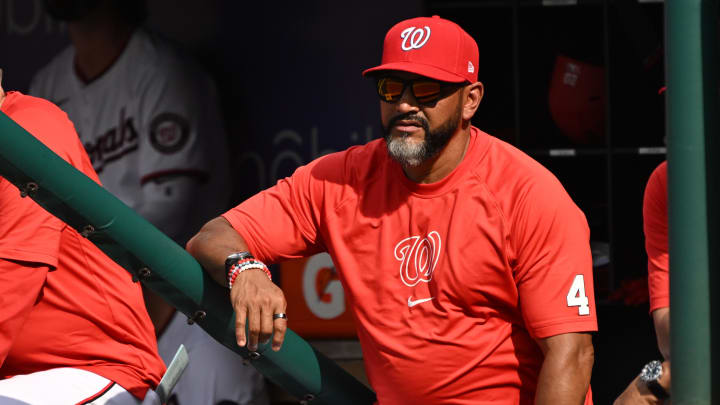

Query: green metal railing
[[665, 0, 719, 402], [0, 110, 376, 405]]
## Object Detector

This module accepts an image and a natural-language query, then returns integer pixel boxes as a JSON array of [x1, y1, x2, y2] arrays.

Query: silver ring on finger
[[273, 313, 288, 320]]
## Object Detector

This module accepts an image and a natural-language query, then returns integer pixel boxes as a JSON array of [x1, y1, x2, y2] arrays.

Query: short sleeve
[[222, 154, 345, 263], [511, 175, 598, 339], [644, 162, 668, 312]]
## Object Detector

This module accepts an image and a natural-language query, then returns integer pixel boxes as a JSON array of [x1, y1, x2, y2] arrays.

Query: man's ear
[[462, 81, 484, 122]]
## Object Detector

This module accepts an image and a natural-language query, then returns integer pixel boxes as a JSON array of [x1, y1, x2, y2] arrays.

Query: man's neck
[[69, 18, 134, 83], [402, 125, 472, 184]]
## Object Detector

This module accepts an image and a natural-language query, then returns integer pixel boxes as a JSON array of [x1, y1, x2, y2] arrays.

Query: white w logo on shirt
[[394, 231, 441, 287]]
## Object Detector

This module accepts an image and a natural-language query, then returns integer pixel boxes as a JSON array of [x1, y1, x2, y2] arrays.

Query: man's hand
[[231, 268, 288, 352], [614, 361, 670, 405]]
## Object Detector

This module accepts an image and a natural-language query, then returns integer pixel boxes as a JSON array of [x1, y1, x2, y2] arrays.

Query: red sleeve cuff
[[530, 318, 599, 339], [649, 296, 670, 314]]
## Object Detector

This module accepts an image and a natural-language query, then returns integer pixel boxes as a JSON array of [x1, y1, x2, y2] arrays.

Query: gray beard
[[386, 135, 427, 167], [383, 107, 461, 168]]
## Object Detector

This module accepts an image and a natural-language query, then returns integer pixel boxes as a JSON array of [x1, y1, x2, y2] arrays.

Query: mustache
[[388, 113, 429, 130]]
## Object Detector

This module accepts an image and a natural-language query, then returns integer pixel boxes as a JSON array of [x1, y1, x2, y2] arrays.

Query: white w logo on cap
[[400, 26, 431, 51]]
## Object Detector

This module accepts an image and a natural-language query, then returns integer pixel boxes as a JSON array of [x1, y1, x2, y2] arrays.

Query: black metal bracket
[[19, 182, 38, 198], [186, 310, 207, 325]]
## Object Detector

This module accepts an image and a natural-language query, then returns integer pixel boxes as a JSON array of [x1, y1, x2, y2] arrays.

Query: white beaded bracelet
[[227, 260, 271, 289]]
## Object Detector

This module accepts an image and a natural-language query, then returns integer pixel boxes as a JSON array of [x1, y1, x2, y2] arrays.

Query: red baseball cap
[[363, 15, 479, 83]]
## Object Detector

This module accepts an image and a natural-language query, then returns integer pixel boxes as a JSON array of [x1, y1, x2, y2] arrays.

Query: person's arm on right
[[614, 163, 671, 405], [652, 307, 670, 360], [644, 163, 669, 361], [186, 217, 287, 352]]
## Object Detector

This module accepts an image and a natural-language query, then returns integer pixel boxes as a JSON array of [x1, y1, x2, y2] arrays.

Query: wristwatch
[[224, 251, 254, 272], [639, 360, 669, 400]]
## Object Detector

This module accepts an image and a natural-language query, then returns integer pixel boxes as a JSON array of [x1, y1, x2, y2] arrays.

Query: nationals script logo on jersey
[[83, 107, 139, 173], [400, 26, 431, 51], [394, 231, 442, 287], [82, 109, 190, 173]]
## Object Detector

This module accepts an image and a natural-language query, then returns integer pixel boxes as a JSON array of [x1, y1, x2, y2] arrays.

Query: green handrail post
[[665, 0, 719, 402]]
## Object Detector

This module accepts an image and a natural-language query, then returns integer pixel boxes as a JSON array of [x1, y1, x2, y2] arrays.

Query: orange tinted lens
[[412, 81, 442, 102], [378, 78, 404, 102]]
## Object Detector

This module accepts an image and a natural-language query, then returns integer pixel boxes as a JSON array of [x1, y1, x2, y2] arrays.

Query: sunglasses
[[375, 77, 461, 104]]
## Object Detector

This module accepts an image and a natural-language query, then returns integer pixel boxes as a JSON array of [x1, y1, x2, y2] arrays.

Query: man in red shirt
[[187, 16, 597, 404], [0, 71, 166, 403]]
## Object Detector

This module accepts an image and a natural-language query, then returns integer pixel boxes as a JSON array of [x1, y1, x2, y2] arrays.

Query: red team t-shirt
[[0, 92, 165, 398], [224, 127, 597, 404], [644, 161, 669, 312]]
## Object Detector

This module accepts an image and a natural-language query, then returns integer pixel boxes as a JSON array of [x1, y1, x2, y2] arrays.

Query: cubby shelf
[[428, 0, 666, 300]]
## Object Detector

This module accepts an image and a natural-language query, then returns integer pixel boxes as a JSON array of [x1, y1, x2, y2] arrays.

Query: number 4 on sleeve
[[566, 274, 590, 316]]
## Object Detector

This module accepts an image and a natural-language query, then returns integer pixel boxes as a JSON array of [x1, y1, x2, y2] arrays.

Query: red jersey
[[644, 161, 669, 312], [0, 92, 165, 398], [224, 127, 597, 404]]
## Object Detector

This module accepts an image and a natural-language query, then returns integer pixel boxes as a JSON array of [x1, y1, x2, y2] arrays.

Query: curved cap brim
[[362, 62, 469, 83]]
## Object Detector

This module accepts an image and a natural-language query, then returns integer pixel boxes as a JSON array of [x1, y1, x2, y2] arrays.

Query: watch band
[[640, 360, 670, 400], [646, 379, 670, 400], [224, 251, 254, 272]]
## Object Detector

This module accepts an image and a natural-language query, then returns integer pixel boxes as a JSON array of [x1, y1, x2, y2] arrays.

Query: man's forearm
[[186, 216, 250, 286], [187, 217, 289, 352], [652, 308, 670, 360], [535, 334, 594, 405]]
